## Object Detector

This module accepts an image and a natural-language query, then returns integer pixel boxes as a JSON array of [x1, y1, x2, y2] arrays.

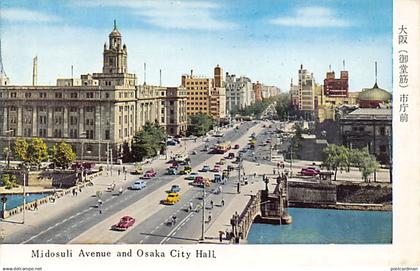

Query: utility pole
[[106, 141, 110, 175], [200, 184, 205, 241], [22, 167, 26, 224], [110, 148, 113, 176], [4, 130, 13, 169]]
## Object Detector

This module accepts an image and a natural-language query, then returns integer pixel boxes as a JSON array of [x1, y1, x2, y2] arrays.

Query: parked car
[[227, 152, 235, 159], [111, 216, 136, 231], [213, 165, 221, 172], [227, 165, 235, 172], [300, 167, 320, 176], [163, 192, 181, 205], [143, 169, 157, 179], [169, 184, 181, 193], [213, 174, 222, 183], [180, 166, 192, 175], [222, 169, 229, 178], [234, 144, 240, 149], [131, 180, 146, 190], [219, 158, 226, 165], [167, 140, 177, 146], [201, 165, 211, 172], [185, 172, 199, 180]]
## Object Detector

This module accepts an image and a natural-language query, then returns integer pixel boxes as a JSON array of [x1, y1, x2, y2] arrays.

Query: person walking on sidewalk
[[210, 200, 214, 209]]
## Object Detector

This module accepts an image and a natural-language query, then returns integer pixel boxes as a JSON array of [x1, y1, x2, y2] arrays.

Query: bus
[[215, 141, 231, 154]]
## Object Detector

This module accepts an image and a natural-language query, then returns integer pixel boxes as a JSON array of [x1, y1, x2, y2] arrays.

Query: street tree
[[26, 138, 49, 168], [187, 113, 213, 136], [350, 147, 379, 182], [322, 144, 351, 181], [13, 138, 29, 162], [131, 122, 166, 161], [50, 141, 76, 169], [275, 93, 293, 120]]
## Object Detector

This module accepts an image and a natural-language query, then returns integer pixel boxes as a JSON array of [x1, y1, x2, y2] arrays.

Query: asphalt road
[[4, 121, 258, 244]]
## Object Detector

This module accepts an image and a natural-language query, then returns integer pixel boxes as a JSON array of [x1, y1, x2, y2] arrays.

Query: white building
[[225, 73, 254, 113]]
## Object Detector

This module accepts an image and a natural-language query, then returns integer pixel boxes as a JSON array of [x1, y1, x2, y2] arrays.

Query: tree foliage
[[323, 144, 351, 181], [131, 122, 167, 162], [13, 138, 29, 162], [50, 141, 76, 169], [323, 145, 380, 182], [275, 93, 293, 120], [233, 97, 278, 118], [1, 174, 17, 189], [26, 138, 49, 168], [186, 113, 213, 137]]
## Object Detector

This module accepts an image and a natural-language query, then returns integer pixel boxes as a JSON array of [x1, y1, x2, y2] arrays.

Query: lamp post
[[80, 132, 87, 182], [200, 184, 205, 241], [4, 130, 13, 169], [21, 164, 28, 224]]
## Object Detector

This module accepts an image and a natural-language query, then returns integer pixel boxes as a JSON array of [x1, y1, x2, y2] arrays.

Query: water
[[247, 208, 392, 244], [0, 193, 50, 211]]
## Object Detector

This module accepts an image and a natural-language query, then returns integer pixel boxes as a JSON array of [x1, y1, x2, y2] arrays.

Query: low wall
[[1, 169, 77, 188], [1, 171, 102, 219], [336, 183, 392, 204], [288, 181, 337, 204]]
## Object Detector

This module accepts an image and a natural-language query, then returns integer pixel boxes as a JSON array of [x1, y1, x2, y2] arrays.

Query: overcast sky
[[0, 0, 392, 92]]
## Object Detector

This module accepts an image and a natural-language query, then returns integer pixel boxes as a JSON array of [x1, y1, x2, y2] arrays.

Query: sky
[[0, 0, 392, 92]]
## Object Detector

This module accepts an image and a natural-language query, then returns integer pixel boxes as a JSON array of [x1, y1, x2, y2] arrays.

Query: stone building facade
[[225, 73, 254, 112], [0, 23, 187, 162]]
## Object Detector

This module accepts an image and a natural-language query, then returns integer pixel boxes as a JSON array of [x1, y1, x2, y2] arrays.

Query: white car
[[131, 180, 146, 190]]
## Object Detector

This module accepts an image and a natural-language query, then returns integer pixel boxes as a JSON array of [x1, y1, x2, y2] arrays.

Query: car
[[170, 184, 181, 193], [167, 140, 177, 146], [219, 158, 226, 165], [222, 169, 229, 178], [163, 192, 180, 205], [227, 152, 235, 159], [201, 165, 211, 172], [111, 216, 136, 231], [191, 150, 197, 155], [192, 176, 211, 187], [170, 162, 179, 169], [131, 165, 144, 175], [185, 172, 199, 180], [180, 166, 192, 175], [227, 165, 235, 171], [167, 168, 178, 175], [213, 174, 222, 183], [300, 167, 320, 176], [143, 169, 156, 179], [213, 165, 221, 172], [131, 180, 146, 190]]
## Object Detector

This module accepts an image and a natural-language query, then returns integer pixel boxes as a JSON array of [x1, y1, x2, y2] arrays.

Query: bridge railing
[[237, 191, 262, 239]]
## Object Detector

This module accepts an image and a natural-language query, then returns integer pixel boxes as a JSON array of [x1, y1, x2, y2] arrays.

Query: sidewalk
[[203, 159, 278, 244]]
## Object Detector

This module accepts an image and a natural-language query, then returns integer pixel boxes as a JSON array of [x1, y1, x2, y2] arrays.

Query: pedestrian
[[189, 201, 193, 211], [237, 182, 240, 194], [123, 166, 126, 173], [273, 168, 276, 175], [208, 211, 212, 222], [210, 200, 214, 209], [219, 231, 224, 242], [221, 198, 225, 206], [118, 169, 121, 176], [34, 202, 38, 210]]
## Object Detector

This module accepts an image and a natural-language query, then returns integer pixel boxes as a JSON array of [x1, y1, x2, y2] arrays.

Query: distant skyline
[[0, 0, 392, 91]]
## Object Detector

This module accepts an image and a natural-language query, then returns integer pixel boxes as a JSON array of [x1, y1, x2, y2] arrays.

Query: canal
[[247, 208, 392, 244], [0, 193, 51, 211]]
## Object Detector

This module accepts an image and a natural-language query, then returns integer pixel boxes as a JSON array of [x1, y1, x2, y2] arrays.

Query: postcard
[[0, 0, 419, 270]]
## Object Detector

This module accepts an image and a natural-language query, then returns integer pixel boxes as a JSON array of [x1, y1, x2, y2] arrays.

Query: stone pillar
[[3, 107, 8, 133], [32, 107, 38, 136], [17, 106, 22, 136], [63, 107, 68, 138], [47, 107, 53, 137]]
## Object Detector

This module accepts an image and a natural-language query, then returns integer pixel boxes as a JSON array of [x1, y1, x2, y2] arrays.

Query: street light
[[21, 164, 28, 224], [4, 130, 13, 169], [200, 184, 205, 241]]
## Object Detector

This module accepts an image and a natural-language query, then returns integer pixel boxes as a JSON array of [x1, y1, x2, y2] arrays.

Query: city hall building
[[0, 23, 187, 162]]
